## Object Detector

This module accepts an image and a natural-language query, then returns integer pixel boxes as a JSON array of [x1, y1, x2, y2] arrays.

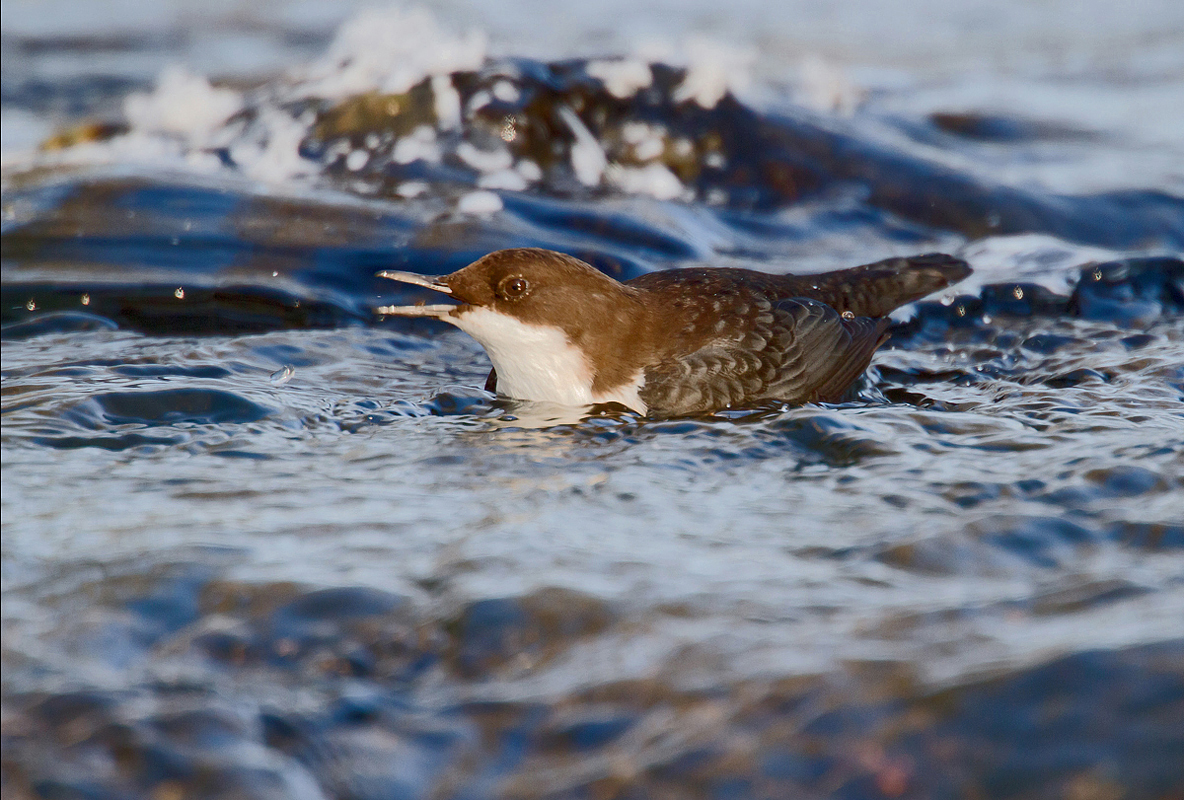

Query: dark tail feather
[[790, 253, 971, 318]]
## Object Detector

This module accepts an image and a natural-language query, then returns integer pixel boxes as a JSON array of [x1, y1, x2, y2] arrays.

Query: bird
[[375, 247, 970, 416]]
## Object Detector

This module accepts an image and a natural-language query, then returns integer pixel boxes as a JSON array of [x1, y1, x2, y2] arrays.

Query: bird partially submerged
[[376, 248, 971, 416]]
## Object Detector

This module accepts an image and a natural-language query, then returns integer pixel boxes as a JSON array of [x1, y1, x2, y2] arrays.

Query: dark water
[[4, 11, 1184, 799]]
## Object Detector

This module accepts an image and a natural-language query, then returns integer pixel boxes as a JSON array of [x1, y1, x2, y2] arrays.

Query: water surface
[[3, 3, 1183, 798]]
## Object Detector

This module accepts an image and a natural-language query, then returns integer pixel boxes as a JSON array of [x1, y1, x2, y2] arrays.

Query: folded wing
[[639, 298, 889, 416]]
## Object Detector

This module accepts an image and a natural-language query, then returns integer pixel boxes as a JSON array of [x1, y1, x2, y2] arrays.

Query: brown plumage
[[376, 248, 971, 416]]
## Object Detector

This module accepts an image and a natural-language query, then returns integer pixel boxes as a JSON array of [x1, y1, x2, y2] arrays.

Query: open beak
[[375, 270, 458, 318]]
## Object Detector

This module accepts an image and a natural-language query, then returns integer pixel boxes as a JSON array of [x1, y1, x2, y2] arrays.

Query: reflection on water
[[3, 2, 1184, 797]]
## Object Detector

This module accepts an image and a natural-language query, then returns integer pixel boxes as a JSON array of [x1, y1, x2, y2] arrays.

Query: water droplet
[[270, 365, 295, 385], [841, 310, 855, 320], [1012, 286, 1024, 300], [174, 287, 185, 299], [271, 271, 279, 277], [1093, 268, 1103, 281], [956, 304, 966, 317], [81, 293, 90, 306], [25, 299, 36, 311]]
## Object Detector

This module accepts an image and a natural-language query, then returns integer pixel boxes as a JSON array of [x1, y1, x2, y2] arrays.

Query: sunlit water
[[3, 2, 1183, 797]]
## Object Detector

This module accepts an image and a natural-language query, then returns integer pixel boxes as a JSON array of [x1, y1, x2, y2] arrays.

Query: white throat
[[448, 306, 646, 413]]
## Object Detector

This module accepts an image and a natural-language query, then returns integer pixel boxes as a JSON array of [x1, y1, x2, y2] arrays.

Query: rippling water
[[3, 2, 1184, 798]]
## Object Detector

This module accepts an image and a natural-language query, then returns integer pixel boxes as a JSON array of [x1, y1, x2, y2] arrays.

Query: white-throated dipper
[[376, 248, 970, 416]]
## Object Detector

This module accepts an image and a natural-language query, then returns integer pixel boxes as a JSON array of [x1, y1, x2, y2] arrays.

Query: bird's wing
[[638, 298, 889, 416]]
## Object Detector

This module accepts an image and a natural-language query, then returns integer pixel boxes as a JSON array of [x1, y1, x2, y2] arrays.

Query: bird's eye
[[497, 275, 531, 300]]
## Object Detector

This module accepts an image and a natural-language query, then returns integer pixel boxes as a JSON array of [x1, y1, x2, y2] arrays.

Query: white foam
[[621, 121, 666, 161], [10, 0, 1178, 209], [123, 65, 243, 138], [467, 90, 493, 113], [345, 149, 369, 171], [457, 141, 513, 173], [457, 190, 504, 214], [392, 125, 440, 165], [397, 181, 429, 198], [626, 36, 756, 109], [586, 59, 653, 99], [516, 160, 543, 181], [492, 80, 521, 103], [296, 6, 486, 100], [621, 121, 653, 145], [558, 106, 606, 187], [229, 106, 315, 184], [431, 75, 463, 130], [607, 163, 685, 201]]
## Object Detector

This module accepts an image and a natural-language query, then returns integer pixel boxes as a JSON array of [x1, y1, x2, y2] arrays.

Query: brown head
[[440, 248, 637, 323], [377, 248, 654, 402]]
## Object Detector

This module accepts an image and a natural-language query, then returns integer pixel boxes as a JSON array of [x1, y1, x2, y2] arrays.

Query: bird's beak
[[375, 270, 457, 318]]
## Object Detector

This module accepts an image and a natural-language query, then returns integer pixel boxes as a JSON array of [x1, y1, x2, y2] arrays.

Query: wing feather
[[640, 298, 888, 415]]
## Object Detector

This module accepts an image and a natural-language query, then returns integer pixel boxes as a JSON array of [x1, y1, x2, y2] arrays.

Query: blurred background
[[3, 2, 1183, 799]]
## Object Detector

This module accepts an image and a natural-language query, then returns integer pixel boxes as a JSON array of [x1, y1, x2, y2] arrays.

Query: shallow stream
[[3, 3, 1183, 797]]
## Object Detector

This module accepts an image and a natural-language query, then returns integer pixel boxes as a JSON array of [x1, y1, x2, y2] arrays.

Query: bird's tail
[[788, 253, 971, 318]]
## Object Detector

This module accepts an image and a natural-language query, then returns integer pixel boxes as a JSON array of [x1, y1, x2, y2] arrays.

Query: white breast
[[449, 307, 647, 414], [590, 376, 646, 414]]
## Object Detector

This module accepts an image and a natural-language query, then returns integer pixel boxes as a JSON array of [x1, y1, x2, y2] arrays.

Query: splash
[[10, 5, 1183, 247], [293, 6, 487, 100]]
